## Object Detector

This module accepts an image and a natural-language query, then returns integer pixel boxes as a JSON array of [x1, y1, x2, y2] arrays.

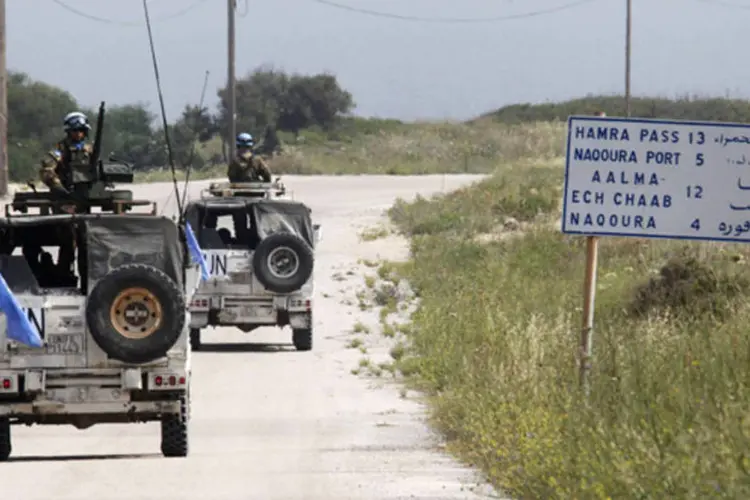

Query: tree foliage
[[7, 66, 354, 181], [216, 66, 354, 138]]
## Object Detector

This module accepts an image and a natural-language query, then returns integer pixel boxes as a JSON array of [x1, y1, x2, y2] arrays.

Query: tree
[[216, 66, 290, 140], [298, 73, 354, 130], [216, 66, 355, 139], [7, 71, 80, 180]]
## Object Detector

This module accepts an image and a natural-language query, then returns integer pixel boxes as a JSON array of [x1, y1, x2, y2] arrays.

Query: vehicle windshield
[[0, 219, 85, 294], [197, 206, 259, 250]]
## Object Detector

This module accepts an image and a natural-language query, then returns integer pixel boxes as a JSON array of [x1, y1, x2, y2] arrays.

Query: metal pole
[[227, 0, 236, 164], [0, 0, 8, 197], [625, 0, 632, 117]]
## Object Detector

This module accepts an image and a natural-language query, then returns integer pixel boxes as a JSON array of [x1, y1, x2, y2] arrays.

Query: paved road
[[1, 175, 501, 500]]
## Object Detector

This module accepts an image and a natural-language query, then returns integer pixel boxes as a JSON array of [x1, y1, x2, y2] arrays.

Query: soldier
[[38, 111, 94, 283], [227, 132, 272, 183], [39, 111, 95, 196]]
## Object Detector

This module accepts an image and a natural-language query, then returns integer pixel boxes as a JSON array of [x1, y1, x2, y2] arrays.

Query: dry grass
[[134, 120, 565, 182], [389, 168, 750, 499]]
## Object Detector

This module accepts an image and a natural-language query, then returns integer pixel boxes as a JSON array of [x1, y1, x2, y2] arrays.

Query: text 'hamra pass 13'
[[561, 115, 750, 243]]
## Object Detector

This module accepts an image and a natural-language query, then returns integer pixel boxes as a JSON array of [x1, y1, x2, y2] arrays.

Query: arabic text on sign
[[561, 117, 750, 242]]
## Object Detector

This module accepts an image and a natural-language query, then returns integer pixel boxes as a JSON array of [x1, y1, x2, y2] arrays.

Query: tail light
[[0, 373, 18, 393], [189, 297, 209, 310], [149, 372, 187, 390]]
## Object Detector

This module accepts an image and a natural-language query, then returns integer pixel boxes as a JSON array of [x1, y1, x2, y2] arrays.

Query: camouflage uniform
[[39, 137, 95, 193], [38, 117, 94, 283], [227, 150, 272, 183]]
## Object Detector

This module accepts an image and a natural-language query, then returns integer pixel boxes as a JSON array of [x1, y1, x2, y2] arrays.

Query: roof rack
[[6, 183, 157, 217], [201, 179, 287, 200]]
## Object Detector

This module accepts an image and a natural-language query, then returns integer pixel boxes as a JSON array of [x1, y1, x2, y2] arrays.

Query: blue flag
[[0, 273, 43, 348], [185, 222, 210, 281]]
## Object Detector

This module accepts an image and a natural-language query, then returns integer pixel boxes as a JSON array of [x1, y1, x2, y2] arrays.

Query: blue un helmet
[[236, 132, 254, 149], [63, 111, 91, 135]]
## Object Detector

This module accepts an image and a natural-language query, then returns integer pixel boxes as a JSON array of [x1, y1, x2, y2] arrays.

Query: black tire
[[0, 418, 10, 462], [292, 328, 312, 351], [252, 233, 314, 294], [189, 328, 201, 351], [161, 389, 189, 458], [86, 264, 186, 364]]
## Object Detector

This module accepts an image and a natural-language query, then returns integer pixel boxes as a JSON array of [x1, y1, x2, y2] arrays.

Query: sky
[[7, 0, 750, 122]]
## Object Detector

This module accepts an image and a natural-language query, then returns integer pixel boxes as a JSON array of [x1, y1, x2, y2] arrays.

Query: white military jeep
[[0, 203, 200, 460], [185, 181, 320, 351]]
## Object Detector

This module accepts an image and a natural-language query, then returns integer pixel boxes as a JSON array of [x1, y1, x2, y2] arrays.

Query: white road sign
[[562, 115, 750, 242]]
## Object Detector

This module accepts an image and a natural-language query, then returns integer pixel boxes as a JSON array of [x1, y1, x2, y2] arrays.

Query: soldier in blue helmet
[[227, 132, 272, 183], [39, 111, 94, 195]]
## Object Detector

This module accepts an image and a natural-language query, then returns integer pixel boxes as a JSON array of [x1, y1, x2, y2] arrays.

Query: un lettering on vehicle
[[562, 116, 750, 242], [202, 251, 228, 276], [21, 307, 45, 339]]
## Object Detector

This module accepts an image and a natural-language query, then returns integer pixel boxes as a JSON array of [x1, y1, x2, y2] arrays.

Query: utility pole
[[625, 0, 632, 117], [227, 0, 236, 163], [0, 0, 7, 197]]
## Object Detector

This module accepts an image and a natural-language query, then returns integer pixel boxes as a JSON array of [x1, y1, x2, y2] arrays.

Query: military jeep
[[185, 181, 321, 351], [0, 162, 199, 460]]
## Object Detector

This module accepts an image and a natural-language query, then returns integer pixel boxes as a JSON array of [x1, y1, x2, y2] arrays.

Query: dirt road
[[1, 175, 500, 500]]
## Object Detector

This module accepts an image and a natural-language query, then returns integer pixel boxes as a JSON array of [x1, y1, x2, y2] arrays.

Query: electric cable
[[308, 0, 601, 23], [51, 0, 209, 26], [693, 0, 750, 9]]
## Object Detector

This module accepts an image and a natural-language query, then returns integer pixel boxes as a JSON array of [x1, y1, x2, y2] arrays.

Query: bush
[[390, 169, 750, 499]]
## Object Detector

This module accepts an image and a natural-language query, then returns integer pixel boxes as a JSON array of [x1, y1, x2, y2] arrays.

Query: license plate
[[242, 306, 272, 318], [45, 334, 83, 355]]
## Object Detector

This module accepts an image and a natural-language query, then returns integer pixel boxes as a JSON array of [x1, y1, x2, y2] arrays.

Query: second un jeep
[[185, 180, 321, 351]]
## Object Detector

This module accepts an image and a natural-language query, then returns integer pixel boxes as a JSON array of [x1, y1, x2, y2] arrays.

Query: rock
[[503, 217, 521, 231]]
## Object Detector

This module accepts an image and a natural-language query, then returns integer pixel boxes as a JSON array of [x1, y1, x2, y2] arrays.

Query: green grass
[[389, 167, 750, 498]]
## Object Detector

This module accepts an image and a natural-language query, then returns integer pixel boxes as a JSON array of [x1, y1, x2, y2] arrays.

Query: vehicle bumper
[[0, 399, 180, 417], [189, 295, 312, 329], [0, 367, 187, 421]]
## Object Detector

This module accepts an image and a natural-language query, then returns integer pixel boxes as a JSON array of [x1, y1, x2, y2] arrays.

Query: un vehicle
[[0, 103, 199, 460], [185, 181, 321, 351]]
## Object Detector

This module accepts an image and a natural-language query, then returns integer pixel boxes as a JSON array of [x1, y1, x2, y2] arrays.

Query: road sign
[[562, 115, 750, 242]]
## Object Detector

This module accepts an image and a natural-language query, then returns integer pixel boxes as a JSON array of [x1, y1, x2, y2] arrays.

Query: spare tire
[[86, 263, 185, 364], [252, 232, 314, 294]]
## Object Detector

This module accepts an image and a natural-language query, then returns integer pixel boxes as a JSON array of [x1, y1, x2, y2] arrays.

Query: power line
[[50, 0, 209, 26], [308, 0, 601, 23], [693, 0, 750, 9]]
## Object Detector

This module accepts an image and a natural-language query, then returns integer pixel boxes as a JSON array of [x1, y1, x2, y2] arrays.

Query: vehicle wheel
[[292, 328, 312, 351], [189, 329, 201, 351], [86, 264, 186, 364], [161, 389, 189, 458], [0, 418, 10, 461], [253, 233, 314, 294]]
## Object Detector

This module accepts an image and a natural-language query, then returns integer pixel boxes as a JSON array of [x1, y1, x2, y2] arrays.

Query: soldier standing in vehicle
[[39, 111, 95, 196], [227, 132, 272, 183], [38, 111, 94, 283]]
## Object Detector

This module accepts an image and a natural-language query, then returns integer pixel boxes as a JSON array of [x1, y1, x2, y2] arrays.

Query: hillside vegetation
[[480, 94, 750, 124], [11, 73, 750, 184], [385, 156, 750, 497]]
